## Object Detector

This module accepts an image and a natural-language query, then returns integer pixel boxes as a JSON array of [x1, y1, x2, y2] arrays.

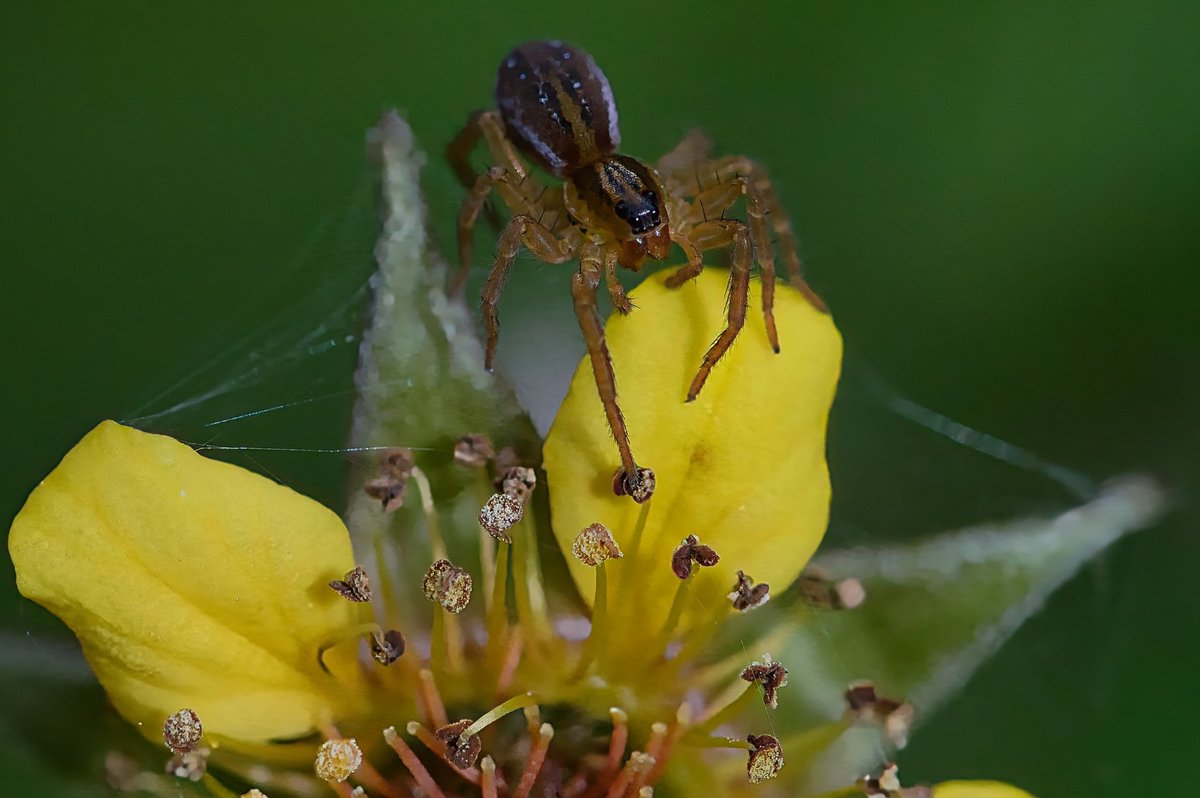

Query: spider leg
[[573, 244, 640, 481], [604, 254, 634, 314], [657, 128, 713, 183], [679, 220, 752, 402], [482, 215, 576, 371]]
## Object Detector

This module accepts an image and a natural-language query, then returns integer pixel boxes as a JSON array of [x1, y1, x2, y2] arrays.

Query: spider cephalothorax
[[450, 40, 826, 502]]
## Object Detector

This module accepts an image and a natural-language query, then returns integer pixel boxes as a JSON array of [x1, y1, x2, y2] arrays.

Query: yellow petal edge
[[8, 421, 367, 748], [545, 268, 842, 633], [935, 781, 1038, 798]]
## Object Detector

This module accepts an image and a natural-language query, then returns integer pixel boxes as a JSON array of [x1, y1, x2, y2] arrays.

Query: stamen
[[859, 762, 934, 797], [369, 629, 406, 665], [728, 570, 770, 612], [612, 466, 656, 503], [604, 752, 656, 798], [494, 627, 524, 699], [670, 535, 720, 580], [799, 567, 866, 610], [417, 669, 450, 729], [407, 722, 484, 786], [163, 708, 203, 754], [479, 493, 523, 543], [384, 727, 447, 798], [512, 722, 554, 798], [412, 466, 447, 560], [510, 512, 552, 641], [602, 708, 630, 781], [845, 683, 915, 748], [166, 748, 209, 781], [454, 433, 495, 468], [479, 756, 499, 798], [740, 653, 789, 709], [436, 719, 484, 769], [572, 523, 623, 566], [496, 465, 537, 503], [572, 560, 611, 677], [314, 738, 362, 784], [644, 705, 690, 784], [624, 500, 653, 564], [329, 566, 373, 603], [423, 559, 474, 613], [460, 692, 539, 740], [364, 447, 414, 512], [745, 734, 784, 783]]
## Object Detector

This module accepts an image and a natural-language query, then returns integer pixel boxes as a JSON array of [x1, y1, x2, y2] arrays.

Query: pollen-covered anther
[[163, 708, 203, 754], [800, 567, 867, 610], [329, 565, 373, 603], [729, 570, 770, 611], [496, 465, 537, 504], [315, 738, 363, 783], [670, 534, 720, 580], [166, 747, 210, 782], [423, 559, 474, 613], [370, 629, 406, 665], [572, 522, 623, 566], [746, 734, 784, 783], [454, 433, 495, 468], [845, 683, 914, 748], [435, 719, 483, 769], [740, 653, 789, 709], [612, 466, 656, 503], [479, 492, 523, 543], [859, 762, 934, 797]]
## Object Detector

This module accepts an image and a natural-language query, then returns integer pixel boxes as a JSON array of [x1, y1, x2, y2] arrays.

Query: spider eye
[[613, 200, 629, 219]]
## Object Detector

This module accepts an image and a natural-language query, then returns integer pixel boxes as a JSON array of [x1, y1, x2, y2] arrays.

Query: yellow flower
[[934, 782, 1037, 798], [7, 269, 1032, 797]]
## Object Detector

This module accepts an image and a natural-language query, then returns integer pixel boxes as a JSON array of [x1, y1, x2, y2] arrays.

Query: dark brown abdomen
[[495, 41, 620, 178]]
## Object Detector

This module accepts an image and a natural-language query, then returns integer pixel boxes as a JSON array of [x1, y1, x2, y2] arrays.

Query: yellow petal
[[9, 421, 369, 748], [935, 781, 1038, 798], [544, 268, 841, 633]]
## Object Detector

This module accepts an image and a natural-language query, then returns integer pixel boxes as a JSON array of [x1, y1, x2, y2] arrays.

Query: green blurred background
[[3, 2, 1197, 795]]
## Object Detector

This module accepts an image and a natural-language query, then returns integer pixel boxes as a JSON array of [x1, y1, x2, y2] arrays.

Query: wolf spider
[[449, 40, 825, 502]]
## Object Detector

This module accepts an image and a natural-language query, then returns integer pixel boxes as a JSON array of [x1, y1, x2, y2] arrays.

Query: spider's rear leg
[[482, 214, 576, 371]]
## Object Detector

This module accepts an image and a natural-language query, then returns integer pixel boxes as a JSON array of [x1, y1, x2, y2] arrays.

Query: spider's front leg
[[481, 214, 577, 371], [572, 243, 653, 502], [669, 176, 781, 353], [674, 219, 754, 402]]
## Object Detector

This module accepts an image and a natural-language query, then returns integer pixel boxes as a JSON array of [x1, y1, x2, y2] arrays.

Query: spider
[[449, 40, 826, 503]]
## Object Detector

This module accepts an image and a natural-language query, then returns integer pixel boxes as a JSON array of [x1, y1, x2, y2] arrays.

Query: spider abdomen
[[495, 40, 620, 177]]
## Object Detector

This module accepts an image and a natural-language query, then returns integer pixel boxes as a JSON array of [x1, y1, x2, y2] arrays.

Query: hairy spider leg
[[572, 245, 638, 478], [670, 220, 754, 402], [481, 214, 577, 371], [449, 111, 550, 292], [604, 255, 633, 314], [656, 128, 713, 175]]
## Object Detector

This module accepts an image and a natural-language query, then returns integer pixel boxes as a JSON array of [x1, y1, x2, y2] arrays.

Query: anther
[[163, 708, 203, 754], [364, 447, 415, 512], [423, 559, 474, 613], [572, 523, 623, 566], [670, 534, 720, 580], [612, 466, 656, 503], [479, 493, 523, 543], [728, 570, 770, 611], [740, 653, 789, 709], [241, 791, 269, 798], [166, 748, 209, 781], [799, 567, 866, 610], [859, 762, 903, 797], [845, 683, 914, 748], [454, 433, 495, 468], [435, 719, 483, 770], [496, 465, 537, 504], [370, 629, 406, 665], [745, 734, 784, 783], [329, 566, 373, 603], [315, 738, 363, 783]]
